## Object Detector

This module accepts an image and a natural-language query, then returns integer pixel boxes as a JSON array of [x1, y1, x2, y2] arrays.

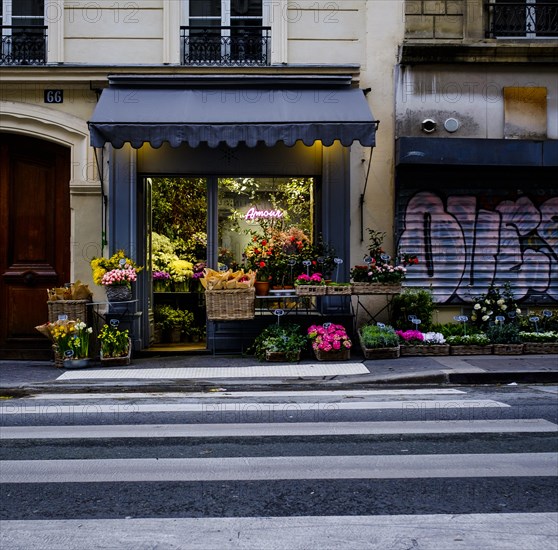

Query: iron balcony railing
[[1, 26, 47, 65], [486, 2, 558, 37], [181, 26, 271, 66]]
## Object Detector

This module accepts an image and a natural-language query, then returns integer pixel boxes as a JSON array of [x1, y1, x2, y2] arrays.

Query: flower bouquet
[[91, 250, 142, 302], [168, 259, 194, 292], [42, 319, 93, 367], [153, 271, 171, 292], [307, 322, 352, 361]]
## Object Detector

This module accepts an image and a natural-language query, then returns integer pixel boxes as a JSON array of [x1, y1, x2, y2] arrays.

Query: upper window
[[488, 0, 558, 38], [1, 0, 46, 65], [181, 0, 271, 66]]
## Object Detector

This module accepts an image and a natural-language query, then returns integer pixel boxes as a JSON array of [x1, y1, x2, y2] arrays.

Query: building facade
[[1, 1, 403, 358]]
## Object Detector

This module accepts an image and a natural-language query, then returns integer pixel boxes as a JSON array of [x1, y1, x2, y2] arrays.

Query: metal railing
[[1, 26, 47, 65], [486, 2, 558, 37], [181, 26, 271, 66]]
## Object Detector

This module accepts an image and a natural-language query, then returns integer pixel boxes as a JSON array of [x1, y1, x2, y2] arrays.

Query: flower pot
[[254, 281, 270, 296], [62, 358, 93, 369], [100, 339, 132, 366], [105, 285, 132, 302]]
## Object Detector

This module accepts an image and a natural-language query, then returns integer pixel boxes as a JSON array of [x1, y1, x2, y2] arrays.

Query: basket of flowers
[[307, 322, 352, 361], [36, 319, 93, 368], [295, 273, 327, 296], [396, 330, 450, 356], [98, 320, 132, 366], [91, 250, 142, 303]]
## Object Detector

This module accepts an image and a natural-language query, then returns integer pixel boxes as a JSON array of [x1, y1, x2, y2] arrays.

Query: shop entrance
[[145, 175, 315, 351]]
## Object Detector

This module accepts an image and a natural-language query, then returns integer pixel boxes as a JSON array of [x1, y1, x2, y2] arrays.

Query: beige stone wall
[[405, 0, 464, 39]]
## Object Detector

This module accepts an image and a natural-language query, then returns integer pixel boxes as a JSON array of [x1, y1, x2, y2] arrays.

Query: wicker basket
[[450, 344, 493, 355], [400, 344, 450, 356], [52, 345, 64, 368], [351, 283, 401, 295], [265, 351, 300, 362], [47, 299, 90, 323], [295, 285, 327, 296], [205, 288, 255, 321], [492, 343, 524, 355], [100, 339, 132, 366], [326, 284, 352, 296], [523, 342, 558, 354], [314, 348, 350, 361]]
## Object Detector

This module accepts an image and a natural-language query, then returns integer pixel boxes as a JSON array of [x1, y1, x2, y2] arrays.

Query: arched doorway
[[0, 133, 70, 359]]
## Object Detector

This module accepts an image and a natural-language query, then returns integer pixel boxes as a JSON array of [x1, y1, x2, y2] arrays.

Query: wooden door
[[0, 134, 70, 359]]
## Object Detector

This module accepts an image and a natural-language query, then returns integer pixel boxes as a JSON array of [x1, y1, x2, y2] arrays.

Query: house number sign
[[44, 90, 64, 104]]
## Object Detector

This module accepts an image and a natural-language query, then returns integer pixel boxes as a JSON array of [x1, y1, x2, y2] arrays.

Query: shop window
[[181, 0, 271, 65], [0, 0, 46, 65]]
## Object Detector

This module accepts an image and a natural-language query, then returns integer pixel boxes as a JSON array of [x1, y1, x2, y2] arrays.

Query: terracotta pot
[[254, 281, 270, 296]]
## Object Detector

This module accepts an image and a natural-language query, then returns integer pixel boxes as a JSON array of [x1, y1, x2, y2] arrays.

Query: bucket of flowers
[[47, 319, 93, 368], [307, 322, 352, 361], [98, 320, 131, 366], [152, 271, 171, 292], [91, 250, 142, 302]]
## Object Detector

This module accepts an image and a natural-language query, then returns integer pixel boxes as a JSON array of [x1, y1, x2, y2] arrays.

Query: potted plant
[[98, 321, 131, 366], [307, 322, 352, 361], [395, 329, 450, 356], [487, 322, 523, 355], [153, 270, 171, 292], [91, 249, 142, 302], [519, 331, 558, 354], [390, 288, 434, 330], [47, 319, 93, 368], [250, 323, 307, 362], [358, 323, 400, 359], [446, 333, 492, 355], [470, 282, 522, 331], [155, 304, 183, 343], [295, 272, 327, 296]]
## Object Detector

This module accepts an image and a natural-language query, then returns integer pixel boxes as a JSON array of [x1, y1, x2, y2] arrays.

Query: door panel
[[0, 133, 70, 359]]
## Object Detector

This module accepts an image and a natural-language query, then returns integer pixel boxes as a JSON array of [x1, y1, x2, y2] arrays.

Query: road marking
[[25, 388, 467, 400], [0, 399, 510, 415], [2, 514, 557, 550], [54, 363, 370, 380], [2, 419, 555, 440], [2, 453, 557, 483]]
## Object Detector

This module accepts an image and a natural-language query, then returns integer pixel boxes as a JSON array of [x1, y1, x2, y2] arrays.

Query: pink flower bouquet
[[395, 329, 424, 345], [101, 267, 138, 287], [295, 273, 325, 285], [307, 323, 352, 352]]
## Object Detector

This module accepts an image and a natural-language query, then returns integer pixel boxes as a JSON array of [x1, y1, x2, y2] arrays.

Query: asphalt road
[[1, 385, 557, 549]]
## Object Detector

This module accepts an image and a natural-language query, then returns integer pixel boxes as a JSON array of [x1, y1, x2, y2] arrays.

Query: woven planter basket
[[326, 285, 352, 296], [295, 285, 327, 296], [450, 344, 493, 355], [314, 348, 350, 361], [523, 342, 558, 354], [105, 285, 132, 302], [265, 351, 300, 362], [205, 288, 255, 321], [351, 283, 401, 295], [100, 338, 132, 366], [492, 343, 524, 355], [400, 344, 450, 356], [47, 300, 90, 323]]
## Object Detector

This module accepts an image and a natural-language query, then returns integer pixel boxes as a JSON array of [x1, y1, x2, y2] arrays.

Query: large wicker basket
[[47, 300, 90, 323], [400, 344, 450, 356], [492, 343, 524, 355], [314, 348, 350, 361], [326, 284, 352, 296], [205, 288, 255, 321], [295, 285, 327, 296], [351, 283, 401, 295]]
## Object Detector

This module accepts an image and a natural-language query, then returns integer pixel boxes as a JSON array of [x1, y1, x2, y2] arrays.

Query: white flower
[[482, 315, 489, 321], [423, 332, 446, 344], [516, 308, 521, 314], [501, 304, 507, 310], [497, 299, 504, 305], [474, 304, 481, 310]]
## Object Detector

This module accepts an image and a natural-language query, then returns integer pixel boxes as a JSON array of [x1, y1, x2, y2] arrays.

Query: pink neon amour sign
[[244, 207, 284, 221]]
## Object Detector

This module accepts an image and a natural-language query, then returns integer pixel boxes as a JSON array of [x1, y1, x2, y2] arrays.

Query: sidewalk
[[1, 351, 557, 395]]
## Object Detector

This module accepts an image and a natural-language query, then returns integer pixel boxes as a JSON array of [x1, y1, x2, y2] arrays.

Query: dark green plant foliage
[[154, 304, 194, 333], [249, 324, 308, 362], [359, 324, 399, 348], [390, 288, 434, 330], [486, 322, 522, 344]]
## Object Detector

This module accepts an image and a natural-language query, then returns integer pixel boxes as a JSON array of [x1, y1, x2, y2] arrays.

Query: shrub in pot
[[250, 324, 307, 362]]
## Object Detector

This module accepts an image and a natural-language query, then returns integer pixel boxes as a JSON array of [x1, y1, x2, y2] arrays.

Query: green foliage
[[486, 322, 522, 344], [390, 288, 434, 330], [519, 331, 558, 343], [249, 324, 308, 362], [446, 333, 490, 346], [359, 324, 399, 348], [470, 282, 522, 330], [154, 304, 194, 332]]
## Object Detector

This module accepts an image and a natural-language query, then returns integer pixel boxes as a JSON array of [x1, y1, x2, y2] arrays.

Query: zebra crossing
[[1, 387, 557, 549]]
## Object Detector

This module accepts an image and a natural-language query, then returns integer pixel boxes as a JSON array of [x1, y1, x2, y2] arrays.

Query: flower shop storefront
[[88, 75, 378, 352]]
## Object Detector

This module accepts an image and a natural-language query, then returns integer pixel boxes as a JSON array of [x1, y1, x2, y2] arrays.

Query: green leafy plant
[[390, 288, 434, 330], [359, 324, 399, 348], [98, 323, 130, 358], [519, 331, 558, 343], [446, 333, 490, 346], [249, 324, 307, 362], [487, 322, 522, 344]]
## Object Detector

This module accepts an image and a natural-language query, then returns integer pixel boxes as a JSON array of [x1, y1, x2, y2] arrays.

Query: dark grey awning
[[88, 75, 378, 149]]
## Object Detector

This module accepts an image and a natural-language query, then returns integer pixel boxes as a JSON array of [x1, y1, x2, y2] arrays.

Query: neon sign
[[244, 207, 284, 221]]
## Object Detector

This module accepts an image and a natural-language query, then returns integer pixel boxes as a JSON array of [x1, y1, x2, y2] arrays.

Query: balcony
[[180, 26, 271, 67], [486, 2, 558, 38], [1, 26, 47, 65]]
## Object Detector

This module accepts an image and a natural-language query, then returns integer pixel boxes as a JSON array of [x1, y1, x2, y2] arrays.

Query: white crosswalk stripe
[[1, 387, 557, 550]]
